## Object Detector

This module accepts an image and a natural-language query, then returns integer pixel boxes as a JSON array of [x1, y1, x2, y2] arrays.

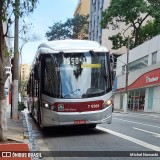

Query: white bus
[[27, 40, 113, 128]]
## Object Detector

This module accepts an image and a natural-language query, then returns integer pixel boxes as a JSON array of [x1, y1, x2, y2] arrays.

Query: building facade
[[74, 0, 90, 16], [89, 0, 152, 55], [89, 0, 127, 88], [89, 0, 128, 55], [3, 21, 12, 106], [20, 64, 30, 82], [5, 67, 11, 106], [89, 0, 104, 44], [114, 35, 160, 113]]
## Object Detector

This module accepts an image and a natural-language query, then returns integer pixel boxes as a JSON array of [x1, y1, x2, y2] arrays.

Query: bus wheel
[[88, 124, 97, 128], [38, 110, 43, 129]]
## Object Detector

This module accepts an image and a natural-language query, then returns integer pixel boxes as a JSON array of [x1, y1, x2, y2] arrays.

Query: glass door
[[128, 89, 145, 111], [148, 87, 154, 110], [139, 89, 145, 110]]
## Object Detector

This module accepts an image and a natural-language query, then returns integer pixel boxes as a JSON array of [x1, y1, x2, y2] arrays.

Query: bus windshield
[[42, 51, 112, 99]]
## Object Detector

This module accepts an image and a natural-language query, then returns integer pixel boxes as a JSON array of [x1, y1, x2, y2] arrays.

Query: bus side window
[[34, 64, 39, 81]]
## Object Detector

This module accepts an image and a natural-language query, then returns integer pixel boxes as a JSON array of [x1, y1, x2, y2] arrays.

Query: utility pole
[[124, 36, 130, 113], [12, 0, 19, 119]]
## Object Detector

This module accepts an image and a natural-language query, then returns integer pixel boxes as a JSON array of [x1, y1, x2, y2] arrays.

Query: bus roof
[[37, 39, 108, 54]]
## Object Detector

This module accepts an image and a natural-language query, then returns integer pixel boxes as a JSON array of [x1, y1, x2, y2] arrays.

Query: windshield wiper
[[89, 50, 98, 57], [63, 89, 81, 98]]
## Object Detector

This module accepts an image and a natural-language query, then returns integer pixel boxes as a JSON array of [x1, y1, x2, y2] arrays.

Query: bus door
[[33, 63, 41, 123]]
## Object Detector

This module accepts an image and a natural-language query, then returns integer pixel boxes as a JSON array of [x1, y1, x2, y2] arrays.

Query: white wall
[[114, 94, 121, 109], [117, 63, 160, 89], [156, 36, 160, 63], [116, 35, 160, 77]]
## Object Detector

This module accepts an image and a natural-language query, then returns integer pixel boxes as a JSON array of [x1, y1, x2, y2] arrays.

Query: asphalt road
[[26, 111, 160, 160]]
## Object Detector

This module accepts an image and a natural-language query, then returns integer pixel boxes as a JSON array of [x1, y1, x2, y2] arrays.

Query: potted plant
[[18, 102, 26, 111], [18, 102, 26, 118]]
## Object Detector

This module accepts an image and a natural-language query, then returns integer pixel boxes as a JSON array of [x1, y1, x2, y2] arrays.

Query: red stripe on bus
[[54, 100, 104, 112]]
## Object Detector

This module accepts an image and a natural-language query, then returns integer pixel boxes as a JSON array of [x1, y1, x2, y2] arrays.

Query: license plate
[[74, 120, 86, 124]]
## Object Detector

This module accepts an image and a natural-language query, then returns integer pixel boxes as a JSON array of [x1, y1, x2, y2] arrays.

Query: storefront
[[115, 68, 160, 113], [114, 35, 160, 113], [128, 89, 145, 111]]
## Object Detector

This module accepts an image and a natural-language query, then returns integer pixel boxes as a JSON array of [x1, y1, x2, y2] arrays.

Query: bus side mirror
[[111, 70, 115, 81], [34, 64, 40, 81]]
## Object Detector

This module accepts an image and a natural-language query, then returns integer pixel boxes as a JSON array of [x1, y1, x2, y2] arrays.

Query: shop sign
[[146, 76, 159, 83], [117, 68, 160, 92]]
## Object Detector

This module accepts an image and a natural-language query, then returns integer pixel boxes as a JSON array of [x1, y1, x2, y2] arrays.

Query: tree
[[71, 14, 89, 40], [46, 14, 89, 40], [12, 0, 20, 120], [0, 0, 38, 142], [19, 79, 28, 99], [101, 0, 160, 49]]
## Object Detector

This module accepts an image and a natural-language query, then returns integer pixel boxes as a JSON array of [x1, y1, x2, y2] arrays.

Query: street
[[2, 1, 160, 160], [26, 111, 160, 160]]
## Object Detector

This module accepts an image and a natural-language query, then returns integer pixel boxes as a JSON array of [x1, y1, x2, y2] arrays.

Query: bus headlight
[[43, 103, 56, 111], [102, 100, 112, 109], [44, 103, 49, 109]]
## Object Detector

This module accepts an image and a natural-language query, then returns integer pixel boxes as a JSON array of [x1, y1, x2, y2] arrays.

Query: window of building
[[99, 35, 101, 44], [122, 56, 148, 74], [93, 20, 95, 28], [5, 68, 10, 72], [152, 51, 157, 65], [96, 30, 98, 40], [97, 15, 99, 23], [128, 56, 148, 72], [94, 3, 96, 12], [100, 0, 104, 8], [98, 1, 99, 10]]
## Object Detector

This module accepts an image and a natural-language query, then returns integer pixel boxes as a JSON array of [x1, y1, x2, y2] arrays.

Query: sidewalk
[[6, 108, 28, 143], [0, 106, 31, 160]]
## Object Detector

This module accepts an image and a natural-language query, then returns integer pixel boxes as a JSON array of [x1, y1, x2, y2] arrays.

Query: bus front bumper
[[42, 106, 112, 127]]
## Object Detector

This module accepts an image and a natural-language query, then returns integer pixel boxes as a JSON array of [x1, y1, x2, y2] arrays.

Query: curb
[[22, 110, 54, 160], [22, 112, 31, 148]]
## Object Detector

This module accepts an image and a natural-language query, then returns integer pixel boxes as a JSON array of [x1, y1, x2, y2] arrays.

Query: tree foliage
[[46, 14, 89, 40], [101, 0, 160, 49], [2, 0, 38, 37], [0, 0, 38, 142]]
